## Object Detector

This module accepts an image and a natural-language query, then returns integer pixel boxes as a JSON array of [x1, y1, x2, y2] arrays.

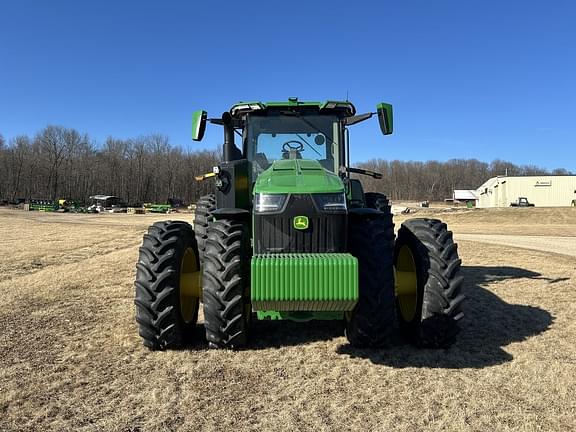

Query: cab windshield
[[245, 113, 340, 176]]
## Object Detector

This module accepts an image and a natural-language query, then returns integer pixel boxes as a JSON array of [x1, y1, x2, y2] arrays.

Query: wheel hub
[[395, 245, 418, 322], [179, 247, 201, 323]]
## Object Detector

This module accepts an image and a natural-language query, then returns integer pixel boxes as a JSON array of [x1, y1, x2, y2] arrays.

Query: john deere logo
[[293, 216, 309, 230]]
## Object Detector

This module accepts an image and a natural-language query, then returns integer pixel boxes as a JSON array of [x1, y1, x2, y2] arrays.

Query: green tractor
[[134, 98, 464, 350]]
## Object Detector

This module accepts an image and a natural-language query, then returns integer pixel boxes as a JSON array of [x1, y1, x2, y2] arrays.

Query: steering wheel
[[282, 140, 305, 153]]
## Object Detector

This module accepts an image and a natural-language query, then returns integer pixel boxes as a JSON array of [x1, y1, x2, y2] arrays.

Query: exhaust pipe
[[222, 112, 236, 162]]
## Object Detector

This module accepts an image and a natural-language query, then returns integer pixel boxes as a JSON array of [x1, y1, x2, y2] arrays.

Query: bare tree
[[8, 136, 31, 201], [35, 126, 68, 200]]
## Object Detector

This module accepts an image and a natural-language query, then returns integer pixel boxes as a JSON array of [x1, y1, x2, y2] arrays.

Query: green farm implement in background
[[143, 203, 172, 213], [29, 199, 59, 212], [27, 199, 86, 212], [58, 199, 86, 212], [134, 98, 464, 350]]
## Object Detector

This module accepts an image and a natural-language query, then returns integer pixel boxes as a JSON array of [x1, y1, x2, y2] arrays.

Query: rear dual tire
[[134, 221, 201, 350], [394, 218, 465, 348], [194, 194, 216, 262]]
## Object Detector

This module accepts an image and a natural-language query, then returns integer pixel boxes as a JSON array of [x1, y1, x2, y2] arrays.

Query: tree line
[[0, 127, 572, 204], [0, 127, 218, 205]]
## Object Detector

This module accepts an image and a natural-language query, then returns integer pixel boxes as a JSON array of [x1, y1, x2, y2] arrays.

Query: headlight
[[254, 193, 288, 213], [312, 193, 347, 212]]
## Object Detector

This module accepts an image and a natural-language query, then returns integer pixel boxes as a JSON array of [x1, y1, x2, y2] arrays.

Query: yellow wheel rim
[[179, 247, 201, 323], [395, 245, 418, 322]]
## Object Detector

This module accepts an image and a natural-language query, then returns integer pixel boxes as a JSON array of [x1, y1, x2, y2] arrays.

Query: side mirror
[[377, 103, 393, 135], [192, 110, 207, 141]]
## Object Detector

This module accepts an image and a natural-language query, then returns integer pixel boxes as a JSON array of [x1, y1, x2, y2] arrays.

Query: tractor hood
[[253, 159, 344, 194]]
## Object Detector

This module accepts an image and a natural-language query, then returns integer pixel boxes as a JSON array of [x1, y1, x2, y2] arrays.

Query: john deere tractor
[[134, 98, 464, 350]]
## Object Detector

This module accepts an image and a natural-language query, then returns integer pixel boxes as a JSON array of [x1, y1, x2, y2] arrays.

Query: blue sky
[[1, 1, 574, 170]]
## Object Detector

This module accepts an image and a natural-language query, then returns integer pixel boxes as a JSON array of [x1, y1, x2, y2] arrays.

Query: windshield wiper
[[279, 110, 337, 147], [292, 114, 337, 148], [295, 133, 322, 156], [278, 110, 335, 158]]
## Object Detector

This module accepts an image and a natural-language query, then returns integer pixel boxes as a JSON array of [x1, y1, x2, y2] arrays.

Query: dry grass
[[1, 208, 575, 431], [394, 206, 576, 236]]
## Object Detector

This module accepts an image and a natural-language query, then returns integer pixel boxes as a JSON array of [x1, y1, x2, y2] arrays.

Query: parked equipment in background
[[134, 98, 464, 351], [510, 197, 535, 207], [58, 199, 85, 212], [88, 195, 127, 213], [143, 203, 172, 213], [29, 199, 58, 212]]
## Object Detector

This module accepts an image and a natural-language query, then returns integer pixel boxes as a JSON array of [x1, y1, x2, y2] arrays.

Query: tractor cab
[[192, 98, 393, 210], [231, 100, 358, 177]]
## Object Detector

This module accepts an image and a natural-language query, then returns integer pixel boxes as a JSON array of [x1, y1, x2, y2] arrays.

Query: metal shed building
[[476, 176, 576, 208], [453, 190, 478, 202]]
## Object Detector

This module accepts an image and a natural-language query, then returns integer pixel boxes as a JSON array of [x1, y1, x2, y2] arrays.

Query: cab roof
[[230, 97, 356, 118]]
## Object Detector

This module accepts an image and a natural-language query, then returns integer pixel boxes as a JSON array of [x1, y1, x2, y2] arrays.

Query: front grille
[[253, 194, 346, 254]]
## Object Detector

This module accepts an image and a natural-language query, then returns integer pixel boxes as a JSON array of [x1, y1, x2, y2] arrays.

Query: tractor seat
[[282, 149, 302, 160]]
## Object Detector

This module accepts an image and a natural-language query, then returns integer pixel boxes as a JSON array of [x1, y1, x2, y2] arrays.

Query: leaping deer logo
[[293, 216, 309, 230]]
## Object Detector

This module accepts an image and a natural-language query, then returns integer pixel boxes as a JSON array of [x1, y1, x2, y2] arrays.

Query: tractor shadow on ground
[[185, 320, 344, 350], [248, 319, 345, 349], [336, 265, 557, 368], [185, 315, 344, 351]]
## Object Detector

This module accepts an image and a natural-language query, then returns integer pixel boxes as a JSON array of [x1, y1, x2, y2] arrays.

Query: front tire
[[345, 210, 396, 347], [203, 218, 251, 349], [134, 221, 201, 350], [394, 218, 465, 348]]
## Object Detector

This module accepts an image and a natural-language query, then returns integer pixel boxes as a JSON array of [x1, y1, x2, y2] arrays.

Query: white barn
[[475, 176, 576, 208]]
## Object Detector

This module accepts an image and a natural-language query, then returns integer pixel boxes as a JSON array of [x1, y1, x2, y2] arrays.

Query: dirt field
[[1, 207, 576, 431]]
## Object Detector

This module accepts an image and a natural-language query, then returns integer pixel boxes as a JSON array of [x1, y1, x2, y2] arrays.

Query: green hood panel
[[253, 159, 344, 194]]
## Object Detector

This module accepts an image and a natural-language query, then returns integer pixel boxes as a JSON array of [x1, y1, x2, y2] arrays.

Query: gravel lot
[[455, 234, 576, 257]]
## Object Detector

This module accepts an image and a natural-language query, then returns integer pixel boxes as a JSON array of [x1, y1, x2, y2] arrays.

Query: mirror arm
[[344, 112, 374, 126], [209, 118, 243, 128], [347, 167, 383, 179]]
